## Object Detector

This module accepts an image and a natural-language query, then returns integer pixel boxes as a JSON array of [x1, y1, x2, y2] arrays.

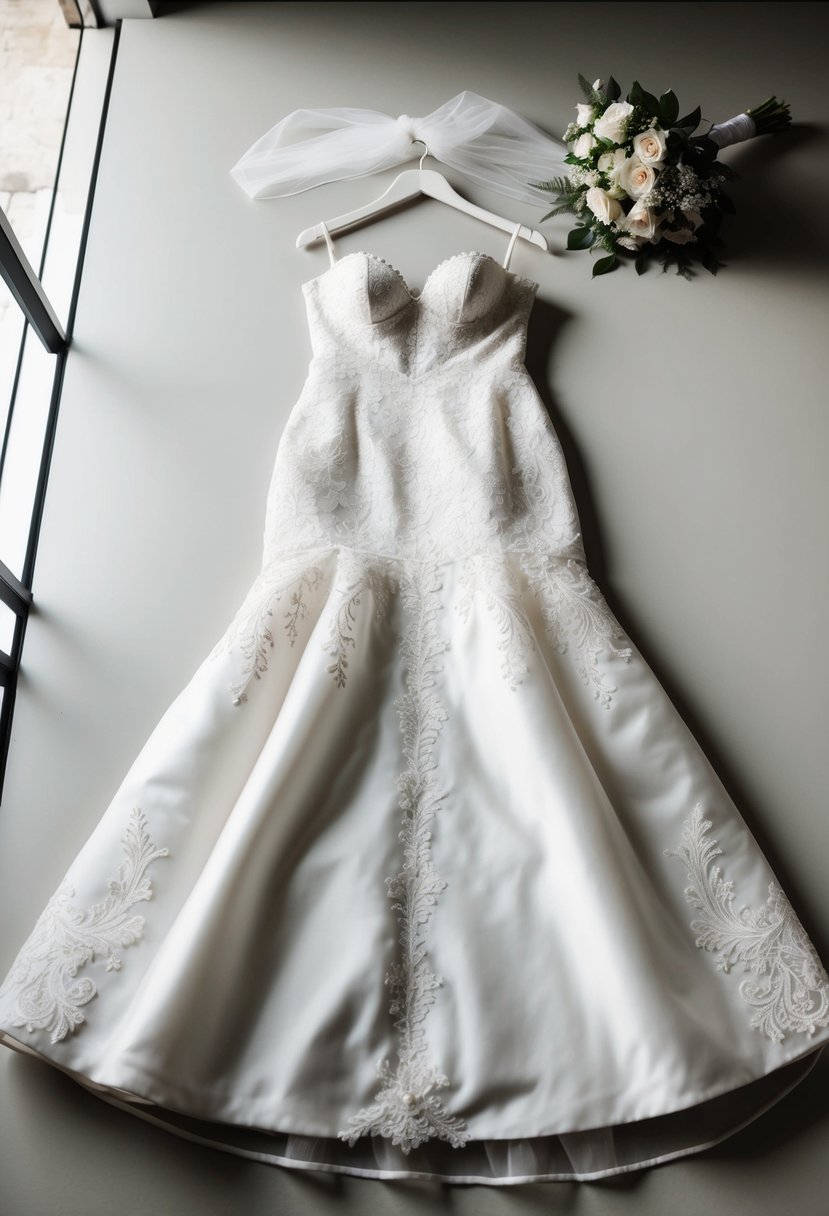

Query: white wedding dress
[[1, 221, 827, 1185]]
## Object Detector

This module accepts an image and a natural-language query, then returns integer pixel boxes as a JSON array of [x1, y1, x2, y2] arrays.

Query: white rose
[[585, 186, 623, 225], [575, 103, 594, 129], [592, 101, 634, 144], [592, 79, 603, 90], [633, 127, 668, 165], [618, 154, 657, 199], [573, 133, 597, 159], [617, 234, 644, 251], [596, 148, 628, 200], [682, 209, 704, 230], [620, 200, 661, 242]]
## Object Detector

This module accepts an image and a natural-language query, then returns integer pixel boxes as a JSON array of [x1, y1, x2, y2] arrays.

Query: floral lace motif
[[0, 808, 169, 1044], [209, 551, 327, 704], [210, 550, 398, 701], [523, 553, 633, 707], [323, 551, 396, 688], [455, 553, 535, 690], [339, 564, 469, 1153], [665, 804, 829, 1042]]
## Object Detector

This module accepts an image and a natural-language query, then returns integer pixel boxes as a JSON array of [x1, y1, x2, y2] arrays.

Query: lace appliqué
[[323, 553, 396, 688], [665, 804, 829, 1042], [210, 554, 326, 704], [339, 564, 469, 1153], [455, 553, 535, 690], [523, 553, 632, 707], [0, 808, 169, 1044]]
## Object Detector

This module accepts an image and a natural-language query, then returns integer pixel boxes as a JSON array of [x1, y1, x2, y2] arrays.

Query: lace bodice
[[263, 239, 585, 565], [303, 250, 535, 374]]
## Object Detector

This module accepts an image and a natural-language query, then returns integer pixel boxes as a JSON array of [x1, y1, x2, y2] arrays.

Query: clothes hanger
[[295, 142, 548, 252]]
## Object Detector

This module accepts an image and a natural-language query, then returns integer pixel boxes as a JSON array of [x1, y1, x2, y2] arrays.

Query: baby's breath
[[641, 163, 716, 212], [567, 165, 601, 188]]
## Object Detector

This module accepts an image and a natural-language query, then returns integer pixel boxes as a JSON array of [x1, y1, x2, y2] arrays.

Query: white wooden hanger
[[295, 142, 548, 252]]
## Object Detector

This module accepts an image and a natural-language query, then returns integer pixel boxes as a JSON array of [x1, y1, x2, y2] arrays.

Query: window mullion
[[0, 210, 68, 354]]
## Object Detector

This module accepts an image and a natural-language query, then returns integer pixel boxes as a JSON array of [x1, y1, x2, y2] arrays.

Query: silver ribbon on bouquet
[[229, 90, 570, 207]]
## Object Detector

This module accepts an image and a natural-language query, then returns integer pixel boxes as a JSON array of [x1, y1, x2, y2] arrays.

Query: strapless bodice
[[301, 250, 539, 379], [260, 247, 579, 564]]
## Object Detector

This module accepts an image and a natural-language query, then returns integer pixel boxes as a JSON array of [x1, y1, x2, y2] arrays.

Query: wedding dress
[[1, 220, 827, 1185]]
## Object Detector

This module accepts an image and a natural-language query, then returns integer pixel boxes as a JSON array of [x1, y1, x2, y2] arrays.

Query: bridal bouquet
[[536, 75, 791, 278]]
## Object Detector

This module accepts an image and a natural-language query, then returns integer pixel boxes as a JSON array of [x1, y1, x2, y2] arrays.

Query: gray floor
[[1, 4, 829, 1213]]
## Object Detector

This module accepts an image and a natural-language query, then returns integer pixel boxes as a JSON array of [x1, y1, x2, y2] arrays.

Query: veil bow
[[229, 91, 569, 208]]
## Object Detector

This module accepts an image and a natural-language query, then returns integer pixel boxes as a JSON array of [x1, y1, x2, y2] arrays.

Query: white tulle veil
[[229, 91, 569, 208]]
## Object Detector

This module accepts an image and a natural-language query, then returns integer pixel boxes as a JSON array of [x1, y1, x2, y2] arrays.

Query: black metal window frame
[[0, 11, 123, 802]]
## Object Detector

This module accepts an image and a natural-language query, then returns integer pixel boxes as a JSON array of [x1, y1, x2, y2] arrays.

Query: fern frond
[[529, 176, 569, 194], [540, 201, 580, 221]]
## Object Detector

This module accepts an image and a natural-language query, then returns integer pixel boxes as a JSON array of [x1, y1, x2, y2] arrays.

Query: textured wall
[[1, 3, 828, 1213]]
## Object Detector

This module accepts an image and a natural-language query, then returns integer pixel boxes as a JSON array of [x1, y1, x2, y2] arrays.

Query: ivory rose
[[633, 127, 668, 165], [575, 103, 594, 128], [596, 147, 627, 199], [620, 200, 661, 242], [585, 186, 623, 225], [618, 155, 657, 198], [573, 133, 597, 159], [592, 101, 634, 144]]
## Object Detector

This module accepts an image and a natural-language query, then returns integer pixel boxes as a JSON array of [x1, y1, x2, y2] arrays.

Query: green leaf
[[641, 89, 661, 118], [634, 252, 649, 275], [605, 75, 621, 101], [677, 104, 701, 131], [578, 73, 605, 106], [577, 72, 595, 100], [658, 89, 679, 127], [567, 226, 596, 250], [627, 80, 645, 107], [692, 134, 719, 160], [592, 253, 618, 277]]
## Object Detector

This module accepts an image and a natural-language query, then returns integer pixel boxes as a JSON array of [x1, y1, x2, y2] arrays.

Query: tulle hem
[[1, 1031, 823, 1184]]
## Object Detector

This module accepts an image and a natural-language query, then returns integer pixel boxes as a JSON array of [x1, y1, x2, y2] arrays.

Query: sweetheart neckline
[[301, 249, 540, 301]]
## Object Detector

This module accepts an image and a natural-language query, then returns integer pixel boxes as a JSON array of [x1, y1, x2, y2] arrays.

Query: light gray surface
[[2, 3, 828, 1213]]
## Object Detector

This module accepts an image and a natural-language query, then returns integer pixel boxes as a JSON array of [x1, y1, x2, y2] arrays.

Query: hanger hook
[[411, 138, 429, 171]]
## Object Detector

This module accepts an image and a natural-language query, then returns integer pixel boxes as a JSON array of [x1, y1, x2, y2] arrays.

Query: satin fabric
[[1, 236, 827, 1183]]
